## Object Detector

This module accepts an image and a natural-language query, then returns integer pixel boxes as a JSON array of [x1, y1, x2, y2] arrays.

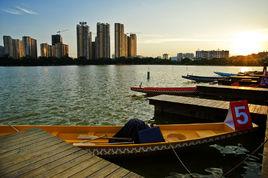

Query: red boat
[[130, 86, 197, 96]]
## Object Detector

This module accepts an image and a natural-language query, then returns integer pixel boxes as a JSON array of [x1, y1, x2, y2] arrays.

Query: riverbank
[[0, 52, 267, 66]]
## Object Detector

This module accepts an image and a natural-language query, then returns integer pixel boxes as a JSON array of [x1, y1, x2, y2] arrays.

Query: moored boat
[[214, 71, 236, 77], [182, 74, 224, 83], [130, 86, 197, 96], [0, 122, 257, 156]]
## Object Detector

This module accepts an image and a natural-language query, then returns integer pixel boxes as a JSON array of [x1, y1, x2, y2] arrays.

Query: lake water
[[0, 65, 262, 125], [0, 65, 263, 177]]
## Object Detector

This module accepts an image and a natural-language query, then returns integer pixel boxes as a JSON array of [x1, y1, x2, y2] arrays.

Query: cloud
[[2, 8, 22, 15], [15, 6, 38, 15], [2, 6, 38, 15]]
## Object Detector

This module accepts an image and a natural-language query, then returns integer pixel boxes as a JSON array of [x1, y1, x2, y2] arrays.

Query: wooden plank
[[105, 167, 130, 178], [0, 128, 142, 178], [0, 135, 58, 159], [36, 151, 94, 177], [0, 139, 65, 171], [0, 145, 77, 177], [193, 98, 206, 106], [124, 172, 142, 178], [0, 129, 49, 149], [90, 162, 120, 178], [50, 155, 102, 178], [249, 104, 257, 114], [19, 149, 87, 178], [0, 132, 57, 155], [197, 99, 212, 107], [196, 85, 268, 105], [257, 106, 268, 115], [0, 136, 62, 163], [149, 95, 267, 115], [0, 131, 48, 149], [0, 128, 42, 142], [261, 106, 268, 115], [69, 159, 110, 178]]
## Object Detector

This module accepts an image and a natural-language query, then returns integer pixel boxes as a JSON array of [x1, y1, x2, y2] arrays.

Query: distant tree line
[[0, 52, 267, 66]]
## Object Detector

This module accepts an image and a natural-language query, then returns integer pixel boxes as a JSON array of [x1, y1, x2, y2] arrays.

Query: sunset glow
[[231, 32, 265, 55]]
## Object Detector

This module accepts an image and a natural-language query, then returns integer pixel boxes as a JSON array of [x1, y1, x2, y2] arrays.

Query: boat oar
[[77, 134, 132, 142], [73, 141, 134, 147]]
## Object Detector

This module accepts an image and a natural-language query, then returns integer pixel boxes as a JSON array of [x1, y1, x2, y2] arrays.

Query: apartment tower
[[76, 22, 92, 59], [115, 23, 125, 58], [96, 23, 110, 59], [40, 43, 52, 57], [128, 33, 137, 57], [3, 36, 13, 57], [22, 36, 37, 59]]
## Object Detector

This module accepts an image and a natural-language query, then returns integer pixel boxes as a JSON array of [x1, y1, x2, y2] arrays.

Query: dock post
[[147, 71, 150, 80]]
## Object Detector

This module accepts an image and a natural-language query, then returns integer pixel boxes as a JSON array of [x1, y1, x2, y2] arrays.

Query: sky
[[0, 0, 268, 58]]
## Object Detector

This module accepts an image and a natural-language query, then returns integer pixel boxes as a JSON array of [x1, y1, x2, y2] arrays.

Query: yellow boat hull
[[0, 123, 257, 156]]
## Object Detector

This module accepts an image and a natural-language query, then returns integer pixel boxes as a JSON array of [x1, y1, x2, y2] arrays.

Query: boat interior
[[0, 123, 244, 146]]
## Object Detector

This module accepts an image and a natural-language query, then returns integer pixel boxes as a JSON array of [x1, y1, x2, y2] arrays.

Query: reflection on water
[[165, 144, 262, 178], [167, 168, 223, 178], [210, 144, 249, 155]]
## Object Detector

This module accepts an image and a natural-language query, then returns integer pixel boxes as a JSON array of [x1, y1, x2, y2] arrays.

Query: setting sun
[[231, 32, 265, 55]]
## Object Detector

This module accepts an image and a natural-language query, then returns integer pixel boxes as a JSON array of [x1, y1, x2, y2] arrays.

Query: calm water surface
[[0, 65, 263, 177], [0, 65, 261, 125]]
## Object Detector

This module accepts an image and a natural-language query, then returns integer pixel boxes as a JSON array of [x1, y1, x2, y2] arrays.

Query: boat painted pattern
[[87, 129, 251, 156]]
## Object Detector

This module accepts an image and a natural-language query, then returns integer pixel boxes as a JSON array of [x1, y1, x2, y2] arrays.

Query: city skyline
[[0, 0, 268, 57]]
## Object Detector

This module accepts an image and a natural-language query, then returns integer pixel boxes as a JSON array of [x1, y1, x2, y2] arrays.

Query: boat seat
[[166, 133, 187, 142], [195, 130, 215, 138]]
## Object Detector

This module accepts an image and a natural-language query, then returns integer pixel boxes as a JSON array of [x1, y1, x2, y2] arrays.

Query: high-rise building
[[92, 41, 96, 60], [177, 53, 194, 61], [22, 36, 37, 59], [115, 23, 125, 58], [40, 43, 52, 57], [62, 44, 69, 57], [52, 43, 69, 58], [77, 22, 92, 59], [3, 36, 13, 57], [22, 36, 31, 57], [115, 23, 138, 58], [123, 34, 128, 57], [96, 23, 110, 59], [3, 36, 25, 59], [196, 50, 229, 59], [12, 39, 24, 59], [51, 34, 62, 45], [31, 38, 37, 59], [11, 39, 19, 59], [128, 34, 137, 57], [163, 53, 169, 60], [18, 40, 25, 58], [0, 46, 4, 57], [88, 32, 93, 59]]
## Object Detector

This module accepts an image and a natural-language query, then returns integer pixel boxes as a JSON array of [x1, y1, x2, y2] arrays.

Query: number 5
[[234, 106, 248, 125]]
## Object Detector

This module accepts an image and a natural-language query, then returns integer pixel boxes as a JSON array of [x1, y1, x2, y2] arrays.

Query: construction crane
[[56, 29, 69, 35], [126, 32, 141, 35]]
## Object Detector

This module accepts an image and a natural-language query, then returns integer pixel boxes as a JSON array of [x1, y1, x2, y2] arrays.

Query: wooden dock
[[0, 128, 142, 178], [149, 95, 267, 126], [196, 85, 268, 105]]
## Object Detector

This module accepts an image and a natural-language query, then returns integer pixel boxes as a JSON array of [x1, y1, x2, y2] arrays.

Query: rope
[[223, 136, 268, 177], [9, 124, 20, 132], [169, 143, 195, 178]]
